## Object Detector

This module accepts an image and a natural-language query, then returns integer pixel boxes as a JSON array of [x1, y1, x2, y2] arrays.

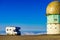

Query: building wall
[[47, 15, 60, 23], [47, 23, 60, 34], [47, 15, 60, 34]]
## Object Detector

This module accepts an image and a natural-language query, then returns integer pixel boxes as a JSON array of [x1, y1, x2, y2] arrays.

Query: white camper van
[[6, 26, 21, 35]]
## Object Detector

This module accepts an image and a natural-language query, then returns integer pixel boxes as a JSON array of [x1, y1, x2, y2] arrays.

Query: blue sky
[[0, 0, 54, 34]]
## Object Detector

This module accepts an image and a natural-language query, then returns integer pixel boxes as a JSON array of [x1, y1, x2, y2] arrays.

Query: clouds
[[20, 24, 46, 31], [21, 31, 46, 35], [22, 32, 46, 35], [22, 32, 35, 35]]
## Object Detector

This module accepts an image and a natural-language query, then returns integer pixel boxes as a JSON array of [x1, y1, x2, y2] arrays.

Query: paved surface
[[0, 35, 60, 40]]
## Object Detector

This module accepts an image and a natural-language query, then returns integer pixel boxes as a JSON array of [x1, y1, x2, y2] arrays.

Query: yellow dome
[[46, 1, 60, 14]]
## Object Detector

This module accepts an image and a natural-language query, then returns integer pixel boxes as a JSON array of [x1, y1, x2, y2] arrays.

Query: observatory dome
[[46, 1, 60, 14]]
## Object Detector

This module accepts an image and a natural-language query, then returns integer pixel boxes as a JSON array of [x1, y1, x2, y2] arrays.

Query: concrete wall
[[47, 24, 60, 34], [47, 15, 60, 23], [47, 15, 60, 34]]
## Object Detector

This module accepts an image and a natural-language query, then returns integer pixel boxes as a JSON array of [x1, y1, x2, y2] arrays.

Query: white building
[[6, 26, 21, 35], [46, 1, 60, 34]]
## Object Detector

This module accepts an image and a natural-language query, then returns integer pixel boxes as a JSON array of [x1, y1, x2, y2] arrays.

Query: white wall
[[47, 24, 60, 34]]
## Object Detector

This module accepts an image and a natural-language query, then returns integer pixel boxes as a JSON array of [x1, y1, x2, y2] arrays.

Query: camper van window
[[7, 29, 8, 31], [10, 29, 11, 31]]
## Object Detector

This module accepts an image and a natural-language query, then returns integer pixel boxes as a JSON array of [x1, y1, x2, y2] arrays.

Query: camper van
[[6, 26, 21, 35]]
